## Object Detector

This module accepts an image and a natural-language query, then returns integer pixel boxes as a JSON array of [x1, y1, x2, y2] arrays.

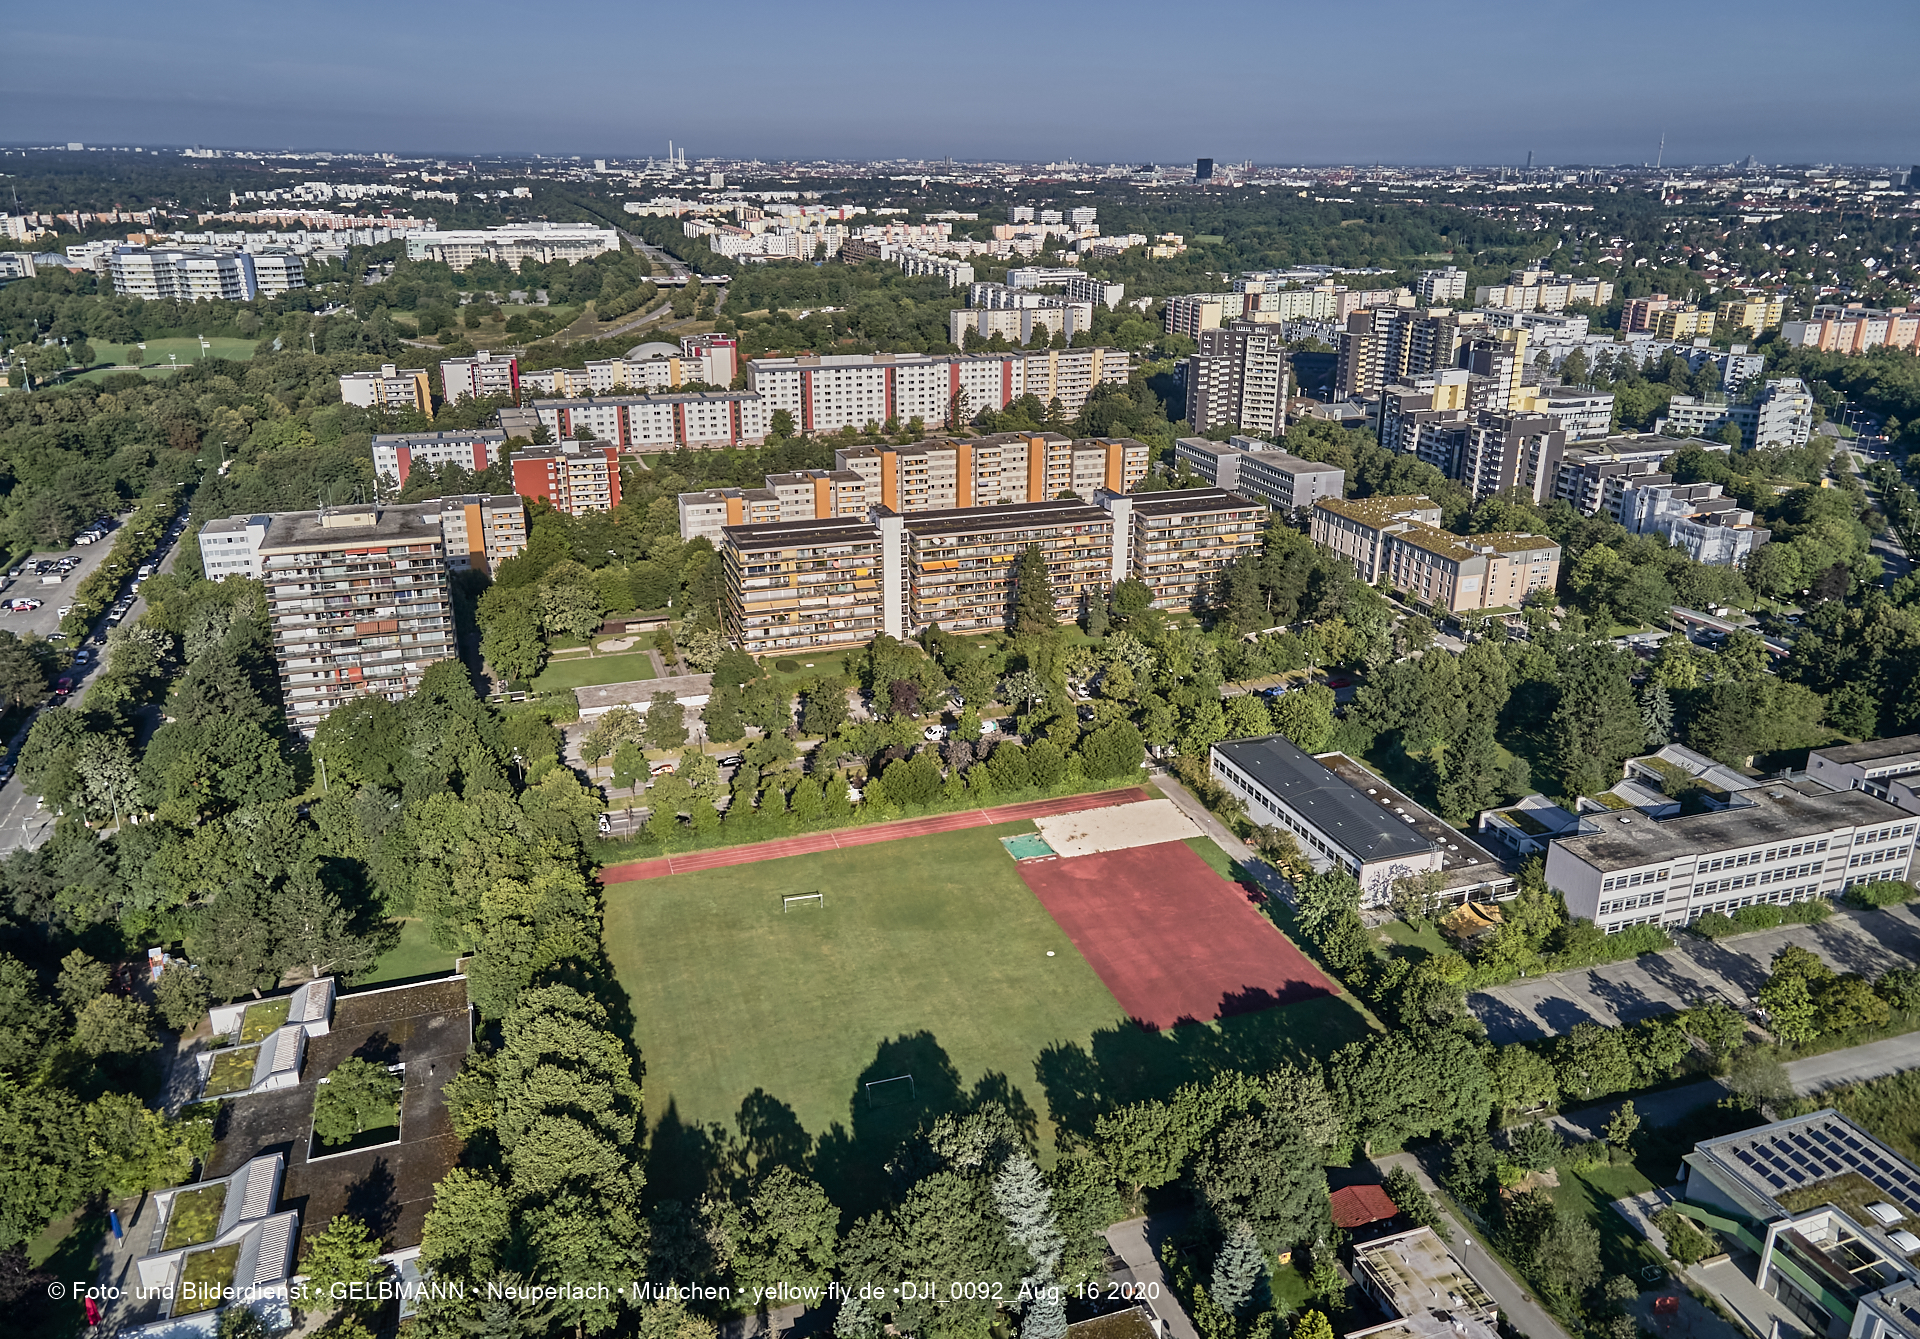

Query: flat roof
[[1553, 784, 1904, 872], [1813, 735, 1920, 768], [1313, 495, 1439, 527], [1318, 752, 1509, 889], [904, 499, 1111, 537], [1128, 488, 1265, 518], [1351, 1228, 1494, 1321], [1212, 735, 1436, 864], [1392, 524, 1559, 560], [721, 516, 880, 548], [1692, 1109, 1920, 1229], [371, 429, 504, 444], [258, 505, 445, 553]]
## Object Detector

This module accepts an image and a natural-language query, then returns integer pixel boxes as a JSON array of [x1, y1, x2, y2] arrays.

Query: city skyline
[[5, 0, 1915, 165]]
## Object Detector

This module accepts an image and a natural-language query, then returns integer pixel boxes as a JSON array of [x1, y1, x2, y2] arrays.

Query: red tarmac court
[[599, 787, 1151, 883], [1016, 840, 1338, 1030]]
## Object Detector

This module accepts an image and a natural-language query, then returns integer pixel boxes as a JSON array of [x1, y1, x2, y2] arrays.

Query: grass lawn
[[1377, 919, 1450, 957], [358, 918, 457, 987], [92, 337, 258, 367], [163, 1185, 226, 1250], [204, 1047, 258, 1097], [533, 650, 658, 691], [606, 822, 1371, 1214], [239, 997, 290, 1044]]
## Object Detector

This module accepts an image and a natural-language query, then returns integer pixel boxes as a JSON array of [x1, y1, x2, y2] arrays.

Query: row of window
[[1855, 823, 1917, 846], [1602, 868, 1671, 892], [1850, 846, 1910, 869], [1599, 890, 1667, 916]]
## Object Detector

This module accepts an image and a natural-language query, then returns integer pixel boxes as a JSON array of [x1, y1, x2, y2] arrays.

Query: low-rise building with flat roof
[[1677, 1109, 1920, 1339], [200, 514, 270, 581], [1544, 781, 1917, 930], [1809, 736, 1920, 818], [1174, 436, 1344, 513], [1346, 1227, 1498, 1339], [1211, 734, 1512, 906]]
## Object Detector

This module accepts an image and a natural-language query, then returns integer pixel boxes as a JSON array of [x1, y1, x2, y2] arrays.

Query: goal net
[[782, 893, 825, 912], [865, 1074, 916, 1108]]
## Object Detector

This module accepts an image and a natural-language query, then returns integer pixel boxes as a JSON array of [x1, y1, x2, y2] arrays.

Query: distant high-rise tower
[[1525, 150, 1533, 171], [1195, 158, 1214, 181]]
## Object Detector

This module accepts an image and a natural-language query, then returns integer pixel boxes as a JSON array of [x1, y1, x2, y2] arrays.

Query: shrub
[[1782, 898, 1833, 925], [1732, 903, 1786, 932], [774, 658, 801, 673], [1689, 913, 1738, 939], [1652, 1207, 1717, 1266], [1847, 880, 1915, 910]]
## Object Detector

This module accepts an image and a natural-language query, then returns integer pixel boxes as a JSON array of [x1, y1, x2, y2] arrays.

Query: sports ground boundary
[[599, 787, 1152, 883]]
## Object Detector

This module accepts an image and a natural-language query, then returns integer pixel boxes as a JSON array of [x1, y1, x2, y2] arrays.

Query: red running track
[[599, 787, 1151, 883], [1016, 840, 1338, 1031]]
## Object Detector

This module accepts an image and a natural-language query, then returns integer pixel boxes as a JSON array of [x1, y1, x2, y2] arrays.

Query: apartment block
[[370, 428, 506, 487], [1657, 377, 1815, 449], [1381, 523, 1562, 614], [1458, 411, 1566, 503], [745, 350, 1130, 436], [721, 517, 891, 654], [1164, 293, 1247, 339], [1551, 436, 1725, 518], [1618, 479, 1770, 566], [895, 246, 973, 287], [339, 364, 432, 417], [509, 441, 621, 515], [832, 434, 1150, 514], [1622, 295, 1674, 333], [679, 487, 784, 544], [1185, 325, 1288, 437], [404, 222, 618, 271], [1308, 496, 1443, 583], [109, 246, 291, 302], [1413, 266, 1468, 302], [1532, 387, 1616, 440], [1546, 783, 1917, 929], [1173, 437, 1344, 513], [434, 494, 528, 574], [1112, 488, 1266, 610], [949, 305, 1087, 347], [1717, 295, 1785, 335], [1311, 496, 1558, 611], [561, 333, 740, 395], [532, 391, 769, 450], [441, 350, 519, 403], [199, 515, 271, 581], [257, 504, 457, 735], [1780, 304, 1920, 355], [904, 499, 1116, 633], [1652, 306, 1716, 340], [1473, 269, 1613, 311]]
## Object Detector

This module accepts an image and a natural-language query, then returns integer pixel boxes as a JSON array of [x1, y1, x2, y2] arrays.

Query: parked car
[[716, 754, 745, 767], [649, 761, 677, 777], [922, 724, 947, 741], [0, 762, 13, 784], [56, 605, 71, 616]]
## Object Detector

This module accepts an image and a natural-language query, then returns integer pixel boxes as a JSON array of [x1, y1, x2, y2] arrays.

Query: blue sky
[[5, 0, 1914, 165]]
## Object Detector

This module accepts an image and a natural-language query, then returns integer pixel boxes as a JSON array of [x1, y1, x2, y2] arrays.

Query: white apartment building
[[109, 246, 287, 302], [532, 391, 770, 448], [1532, 387, 1616, 440], [250, 253, 306, 296], [1004, 268, 1125, 308], [1617, 479, 1771, 566], [1657, 377, 1814, 449], [441, 350, 519, 403], [434, 494, 527, 574], [198, 515, 271, 580], [1174, 437, 1345, 512], [338, 365, 431, 416], [370, 429, 507, 488], [1185, 326, 1288, 437], [1415, 266, 1468, 302], [1545, 784, 1918, 931], [404, 223, 619, 271], [746, 349, 1130, 436], [895, 246, 973, 287]]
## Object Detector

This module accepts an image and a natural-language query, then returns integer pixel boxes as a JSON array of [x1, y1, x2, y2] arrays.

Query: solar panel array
[[1718, 1115, 1920, 1213]]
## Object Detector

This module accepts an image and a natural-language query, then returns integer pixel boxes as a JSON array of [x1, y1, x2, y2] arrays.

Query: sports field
[[1017, 840, 1339, 1029], [530, 650, 656, 691], [602, 815, 1374, 1207]]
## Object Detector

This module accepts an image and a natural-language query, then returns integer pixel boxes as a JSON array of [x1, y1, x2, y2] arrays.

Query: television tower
[[1655, 132, 1665, 170]]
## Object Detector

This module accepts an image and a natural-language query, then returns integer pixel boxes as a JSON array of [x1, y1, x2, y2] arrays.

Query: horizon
[[6, 0, 1914, 165]]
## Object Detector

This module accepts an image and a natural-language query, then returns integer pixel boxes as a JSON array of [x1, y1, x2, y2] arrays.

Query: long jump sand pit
[[1032, 798, 1202, 857], [1017, 840, 1339, 1030]]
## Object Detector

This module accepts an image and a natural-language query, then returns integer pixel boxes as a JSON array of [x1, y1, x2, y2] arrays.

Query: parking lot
[[0, 523, 123, 643], [1470, 902, 1920, 1044]]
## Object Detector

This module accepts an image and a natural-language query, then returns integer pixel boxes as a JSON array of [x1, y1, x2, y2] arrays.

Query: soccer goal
[[865, 1074, 916, 1109], [782, 893, 825, 912]]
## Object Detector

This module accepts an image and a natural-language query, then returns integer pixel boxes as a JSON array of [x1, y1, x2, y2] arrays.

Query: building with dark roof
[[1210, 734, 1513, 906], [1810, 736, 1920, 818]]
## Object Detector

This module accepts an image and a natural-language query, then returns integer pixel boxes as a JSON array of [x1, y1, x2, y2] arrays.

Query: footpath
[[599, 787, 1151, 882]]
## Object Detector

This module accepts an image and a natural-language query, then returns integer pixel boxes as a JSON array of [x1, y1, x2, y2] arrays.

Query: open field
[[532, 650, 657, 691], [604, 820, 1375, 1213], [91, 337, 258, 366]]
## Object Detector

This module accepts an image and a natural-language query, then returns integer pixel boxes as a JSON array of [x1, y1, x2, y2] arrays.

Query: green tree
[[1209, 1219, 1272, 1318], [312, 1058, 401, 1145], [302, 1214, 386, 1319], [646, 692, 689, 749], [153, 964, 211, 1032], [1271, 684, 1336, 752], [1013, 545, 1057, 636], [1551, 1022, 1635, 1101], [1192, 1109, 1328, 1253], [1604, 1100, 1642, 1150]]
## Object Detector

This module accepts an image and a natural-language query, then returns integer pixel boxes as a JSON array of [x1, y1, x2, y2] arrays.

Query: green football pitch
[[602, 822, 1374, 1209]]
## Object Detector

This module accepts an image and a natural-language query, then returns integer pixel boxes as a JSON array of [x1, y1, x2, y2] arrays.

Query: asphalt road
[[0, 504, 192, 854]]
